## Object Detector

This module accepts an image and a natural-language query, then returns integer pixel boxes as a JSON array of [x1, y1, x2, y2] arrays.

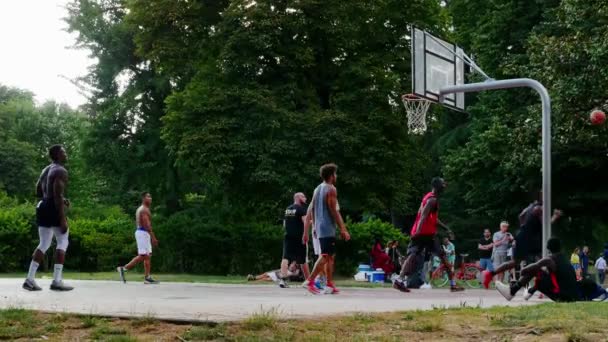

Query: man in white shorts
[[117, 192, 159, 284], [23, 145, 73, 291]]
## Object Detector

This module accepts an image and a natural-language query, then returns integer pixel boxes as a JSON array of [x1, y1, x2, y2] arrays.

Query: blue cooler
[[358, 264, 372, 272], [370, 271, 385, 283]]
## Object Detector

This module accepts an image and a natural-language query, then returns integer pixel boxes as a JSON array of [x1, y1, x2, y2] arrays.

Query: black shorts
[[513, 231, 542, 262], [283, 236, 306, 264], [407, 235, 442, 257], [36, 199, 61, 227], [319, 237, 336, 256]]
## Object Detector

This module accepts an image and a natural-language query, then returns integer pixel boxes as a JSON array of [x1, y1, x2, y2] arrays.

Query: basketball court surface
[[0, 279, 542, 322]]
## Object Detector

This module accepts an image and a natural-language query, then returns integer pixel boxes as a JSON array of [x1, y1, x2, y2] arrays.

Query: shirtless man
[[117, 192, 159, 284], [23, 145, 73, 291]]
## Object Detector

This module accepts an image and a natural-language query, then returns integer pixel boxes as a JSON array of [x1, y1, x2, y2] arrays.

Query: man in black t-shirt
[[478, 229, 494, 272], [279, 192, 309, 287]]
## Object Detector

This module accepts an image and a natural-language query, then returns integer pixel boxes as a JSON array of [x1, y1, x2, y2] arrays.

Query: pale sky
[[0, 0, 92, 108]]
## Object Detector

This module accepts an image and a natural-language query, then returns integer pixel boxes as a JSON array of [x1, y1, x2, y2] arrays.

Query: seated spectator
[[371, 237, 394, 276]]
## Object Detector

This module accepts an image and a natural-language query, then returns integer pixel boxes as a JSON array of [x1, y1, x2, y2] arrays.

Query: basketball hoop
[[401, 94, 431, 134]]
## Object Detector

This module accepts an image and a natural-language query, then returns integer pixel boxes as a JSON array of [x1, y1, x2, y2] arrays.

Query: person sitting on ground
[[247, 261, 302, 283], [496, 238, 608, 302], [371, 237, 394, 276]]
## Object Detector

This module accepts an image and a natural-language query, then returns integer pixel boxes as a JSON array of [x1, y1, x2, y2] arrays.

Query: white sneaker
[[523, 288, 533, 301], [420, 283, 432, 290], [592, 292, 607, 302], [279, 280, 289, 288], [496, 281, 513, 301]]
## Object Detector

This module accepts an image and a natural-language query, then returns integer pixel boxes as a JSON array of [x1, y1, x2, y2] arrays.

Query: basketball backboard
[[411, 27, 465, 111]]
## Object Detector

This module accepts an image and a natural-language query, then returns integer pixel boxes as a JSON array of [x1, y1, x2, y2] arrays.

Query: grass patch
[[183, 324, 227, 340], [130, 313, 157, 327], [0, 302, 604, 340], [243, 309, 278, 331], [80, 315, 101, 328], [90, 325, 129, 340], [410, 320, 443, 332]]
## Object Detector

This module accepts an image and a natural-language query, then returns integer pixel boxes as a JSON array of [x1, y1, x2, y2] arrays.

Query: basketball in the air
[[590, 110, 606, 125]]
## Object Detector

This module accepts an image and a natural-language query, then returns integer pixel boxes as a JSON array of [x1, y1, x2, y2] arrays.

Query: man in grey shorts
[[492, 221, 513, 282], [302, 163, 351, 295]]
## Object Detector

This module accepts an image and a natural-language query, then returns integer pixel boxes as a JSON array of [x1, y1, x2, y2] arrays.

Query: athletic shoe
[[496, 281, 514, 301], [279, 280, 289, 288], [301, 281, 309, 288], [450, 285, 465, 292], [22, 278, 42, 291], [392, 280, 410, 293], [144, 277, 159, 284], [523, 289, 532, 301], [247, 274, 255, 281], [50, 280, 74, 291], [306, 281, 320, 295], [481, 270, 493, 289], [592, 292, 607, 302], [324, 282, 340, 295], [420, 283, 432, 290], [117, 267, 126, 283]]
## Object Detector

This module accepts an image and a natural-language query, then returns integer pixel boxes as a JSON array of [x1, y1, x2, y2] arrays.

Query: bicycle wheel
[[431, 268, 449, 288], [464, 266, 482, 288]]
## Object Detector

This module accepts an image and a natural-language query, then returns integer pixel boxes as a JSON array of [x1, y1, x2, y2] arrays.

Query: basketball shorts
[[283, 236, 306, 264], [135, 229, 152, 256], [319, 237, 336, 256]]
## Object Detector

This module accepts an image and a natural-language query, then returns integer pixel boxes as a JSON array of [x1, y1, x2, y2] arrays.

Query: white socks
[[27, 261, 39, 281], [53, 264, 63, 282]]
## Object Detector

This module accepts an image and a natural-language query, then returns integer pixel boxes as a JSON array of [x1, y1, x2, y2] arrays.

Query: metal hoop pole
[[439, 78, 552, 258]]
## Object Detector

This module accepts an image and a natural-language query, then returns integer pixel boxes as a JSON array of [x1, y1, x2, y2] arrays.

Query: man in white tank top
[[116, 192, 159, 284]]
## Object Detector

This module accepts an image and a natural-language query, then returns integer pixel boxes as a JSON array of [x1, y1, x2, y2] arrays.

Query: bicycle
[[430, 253, 482, 288]]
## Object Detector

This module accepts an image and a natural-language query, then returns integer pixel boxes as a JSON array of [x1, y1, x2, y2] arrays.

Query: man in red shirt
[[394, 177, 464, 292]]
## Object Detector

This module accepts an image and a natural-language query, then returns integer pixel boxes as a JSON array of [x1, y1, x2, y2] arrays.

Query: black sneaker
[[117, 267, 126, 283], [392, 280, 410, 293], [22, 278, 42, 291], [50, 281, 74, 291], [144, 277, 159, 284], [279, 279, 289, 288]]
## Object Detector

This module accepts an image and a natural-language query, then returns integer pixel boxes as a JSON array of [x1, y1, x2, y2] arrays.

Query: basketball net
[[401, 94, 431, 134]]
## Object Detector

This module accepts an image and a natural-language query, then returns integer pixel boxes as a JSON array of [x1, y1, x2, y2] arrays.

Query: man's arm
[[52, 170, 68, 233], [326, 186, 349, 240], [551, 209, 562, 224], [36, 178, 44, 199], [303, 191, 317, 244], [412, 198, 435, 236], [493, 233, 506, 247]]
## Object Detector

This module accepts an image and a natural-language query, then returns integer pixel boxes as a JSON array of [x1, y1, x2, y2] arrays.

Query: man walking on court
[[117, 192, 159, 284], [303, 163, 350, 295], [23, 145, 73, 291], [279, 192, 310, 288], [482, 195, 562, 289], [394, 177, 464, 293]]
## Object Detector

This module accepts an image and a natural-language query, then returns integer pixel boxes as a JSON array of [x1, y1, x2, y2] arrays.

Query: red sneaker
[[482, 270, 493, 289], [306, 280, 320, 295], [325, 282, 340, 295]]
